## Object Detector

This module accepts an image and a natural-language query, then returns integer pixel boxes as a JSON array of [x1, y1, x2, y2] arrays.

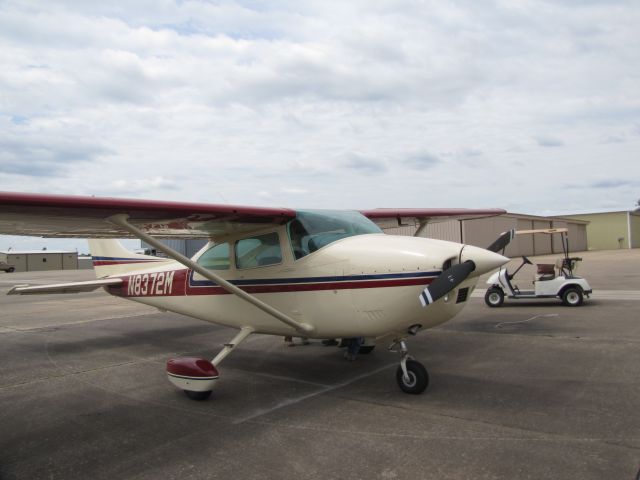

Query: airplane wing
[[360, 208, 506, 228], [0, 192, 296, 239], [0, 192, 506, 239], [8, 278, 123, 295]]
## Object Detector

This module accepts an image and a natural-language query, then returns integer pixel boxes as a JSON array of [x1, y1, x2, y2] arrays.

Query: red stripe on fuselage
[[93, 260, 164, 266], [184, 277, 433, 296], [108, 269, 434, 298]]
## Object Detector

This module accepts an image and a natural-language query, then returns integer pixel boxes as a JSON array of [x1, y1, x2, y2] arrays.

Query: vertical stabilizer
[[88, 239, 169, 277]]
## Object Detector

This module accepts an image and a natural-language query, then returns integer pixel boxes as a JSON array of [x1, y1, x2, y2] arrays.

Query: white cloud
[[281, 187, 307, 195], [112, 176, 177, 193], [0, 0, 638, 244]]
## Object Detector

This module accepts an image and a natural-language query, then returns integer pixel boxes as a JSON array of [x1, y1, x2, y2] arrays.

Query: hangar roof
[[1, 250, 77, 255]]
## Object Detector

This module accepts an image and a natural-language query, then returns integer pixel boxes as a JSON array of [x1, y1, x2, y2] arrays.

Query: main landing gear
[[389, 337, 429, 394], [166, 326, 254, 401], [167, 327, 430, 400]]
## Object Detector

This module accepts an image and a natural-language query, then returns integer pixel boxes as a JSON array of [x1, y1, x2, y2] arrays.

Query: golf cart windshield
[[287, 210, 382, 260]]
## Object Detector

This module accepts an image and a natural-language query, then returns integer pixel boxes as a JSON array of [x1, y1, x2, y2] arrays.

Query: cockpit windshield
[[287, 209, 382, 260]]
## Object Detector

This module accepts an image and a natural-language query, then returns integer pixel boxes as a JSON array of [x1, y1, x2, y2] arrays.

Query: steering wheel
[[522, 256, 533, 265]]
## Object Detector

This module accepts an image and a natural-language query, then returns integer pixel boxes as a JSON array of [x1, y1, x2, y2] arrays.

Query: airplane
[[0, 191, 510, 400]]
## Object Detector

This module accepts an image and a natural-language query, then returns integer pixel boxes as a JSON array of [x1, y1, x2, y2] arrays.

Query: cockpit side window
[[196, 242, 230, 270], [288, 219, 311, 260], [287, 210, 382, 260], [235, 232, 282, 269]]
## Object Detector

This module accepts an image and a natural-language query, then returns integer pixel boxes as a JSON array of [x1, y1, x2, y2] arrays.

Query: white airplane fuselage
[[102, 231, 504, 339]]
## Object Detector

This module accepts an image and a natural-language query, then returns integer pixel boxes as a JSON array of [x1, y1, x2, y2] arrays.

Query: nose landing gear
[[389, 338, 429, 394]]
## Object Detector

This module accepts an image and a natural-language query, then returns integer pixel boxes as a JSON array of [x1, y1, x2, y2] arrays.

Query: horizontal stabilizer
[[7, 278, 122, 295]]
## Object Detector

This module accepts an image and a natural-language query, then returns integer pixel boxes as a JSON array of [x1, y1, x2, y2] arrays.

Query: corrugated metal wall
[[552, 220, 568, 252], [463, 216, 516, 254], [563, 212, 628, 250], [567, 223, 588, 252], [186, 240, 208, 257], [3, 253, 79, 272], [142, 239, 207, 258], [27, 253, 62, 271], [533, 220, 553, 254], [381, 224, 419, 236], [630, 213, 640, 248], [62, 253, 78, 269], [516, 219, 535, 256], [385, 214, 590, 257], [381, 220, 461, 242], [5, 254, 27, 272]]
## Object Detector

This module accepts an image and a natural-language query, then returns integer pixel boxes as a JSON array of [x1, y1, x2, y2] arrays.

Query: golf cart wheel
[[396, 360, 429, 394], [562, 287, 583, 307], [7, 267, 15, 273], [485, 288, 504, 308]]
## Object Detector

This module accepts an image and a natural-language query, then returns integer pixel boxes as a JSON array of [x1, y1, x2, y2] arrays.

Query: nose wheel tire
[[396, 360, 429, 394], [484, 287, 504, 307]]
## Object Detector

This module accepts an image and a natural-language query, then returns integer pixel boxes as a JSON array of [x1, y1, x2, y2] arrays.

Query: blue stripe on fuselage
[[188, 270, 441, 287]]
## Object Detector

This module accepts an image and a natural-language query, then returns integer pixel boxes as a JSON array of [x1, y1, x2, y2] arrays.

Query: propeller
[[486, 229, 515, 253], [419, 260, 476, 307]]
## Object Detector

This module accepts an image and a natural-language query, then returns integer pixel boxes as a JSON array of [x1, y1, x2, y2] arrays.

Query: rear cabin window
[[288, 210, 383, 260], [235, 232, 282, 269], [196, 242, 230, 270]]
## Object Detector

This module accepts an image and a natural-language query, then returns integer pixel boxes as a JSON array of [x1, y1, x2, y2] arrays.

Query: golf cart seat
[[536, 263, 555, 281]]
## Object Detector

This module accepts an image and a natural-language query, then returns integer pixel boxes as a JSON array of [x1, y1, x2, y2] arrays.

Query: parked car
[[0, 261, 15, 273]]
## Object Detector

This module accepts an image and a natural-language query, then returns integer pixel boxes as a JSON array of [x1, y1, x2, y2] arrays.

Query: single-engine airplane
[[0, 192, 510, 399]]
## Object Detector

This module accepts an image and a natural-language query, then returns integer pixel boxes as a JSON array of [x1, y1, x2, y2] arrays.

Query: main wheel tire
[[485, 287, 504, 307], [396, 360, 429, 394], [359, 345, 375, 354], [562, 287, 583, 307], [184, 390, 212, 401]]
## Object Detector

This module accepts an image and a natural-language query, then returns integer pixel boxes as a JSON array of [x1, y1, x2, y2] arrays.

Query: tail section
[[88, 239, 170, 277]]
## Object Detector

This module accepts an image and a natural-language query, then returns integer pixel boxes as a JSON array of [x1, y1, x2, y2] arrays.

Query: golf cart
[[484, 228, 592, 307]]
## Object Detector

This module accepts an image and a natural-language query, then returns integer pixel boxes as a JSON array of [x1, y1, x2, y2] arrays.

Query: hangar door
[[27, 253, 63, 271], [532, 220, 553, 255], [6, 254, 27, 272], [568, 224, 588, 252], [630, 213, 640, 249], [62, 253, 78, 270]]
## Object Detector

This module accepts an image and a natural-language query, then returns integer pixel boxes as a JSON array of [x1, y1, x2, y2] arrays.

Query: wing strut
[[414, 220, 429, 237], [107, 214, 315, 335], [211, 326, 255, 367]]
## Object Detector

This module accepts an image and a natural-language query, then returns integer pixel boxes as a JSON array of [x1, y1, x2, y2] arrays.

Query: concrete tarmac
[[1, 250, 639, 479]]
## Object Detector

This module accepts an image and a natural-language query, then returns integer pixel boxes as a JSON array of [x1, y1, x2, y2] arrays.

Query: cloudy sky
[[1, 0, 639, 251]]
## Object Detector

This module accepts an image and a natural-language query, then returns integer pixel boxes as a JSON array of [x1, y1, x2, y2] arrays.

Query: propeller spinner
[[419, 244, 509, 307]]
